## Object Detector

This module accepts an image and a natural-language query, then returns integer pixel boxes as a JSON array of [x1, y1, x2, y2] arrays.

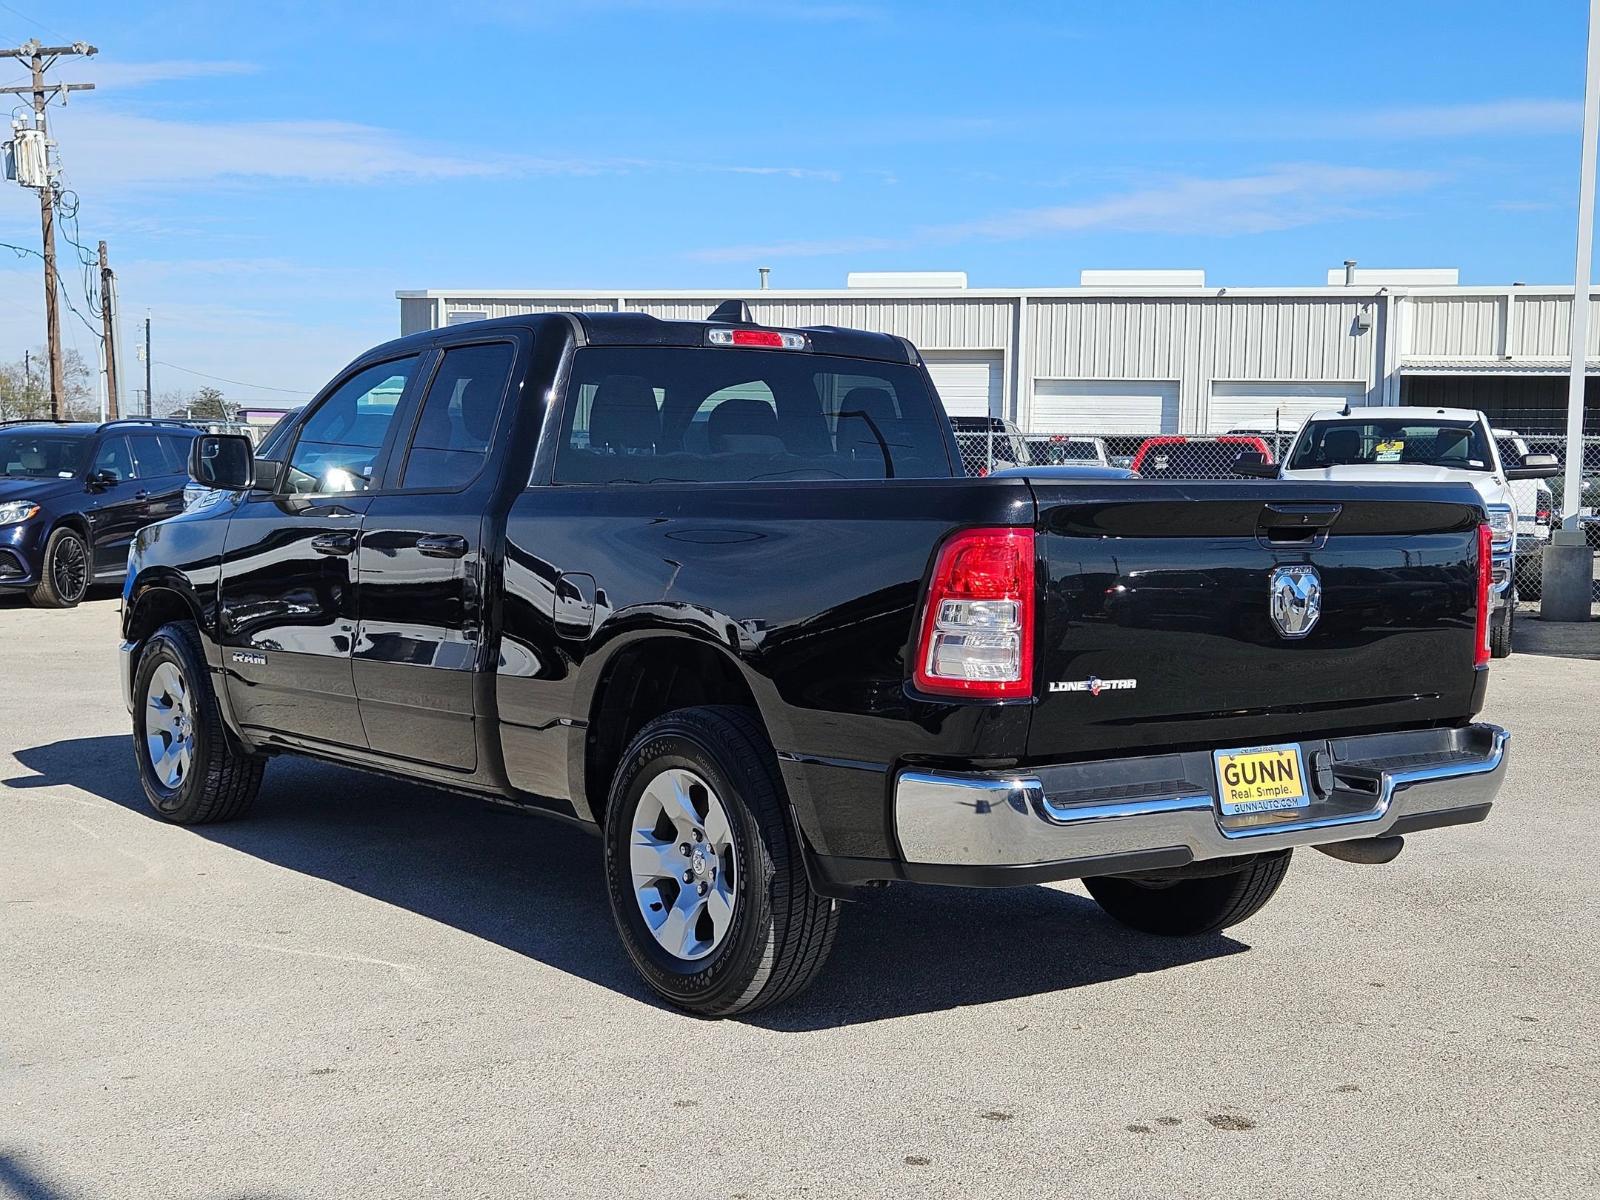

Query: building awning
[[1400, 356, 1600, 376]]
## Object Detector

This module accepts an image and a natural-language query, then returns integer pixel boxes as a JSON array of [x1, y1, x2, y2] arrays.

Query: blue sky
[[0, 0, 1593, 405]]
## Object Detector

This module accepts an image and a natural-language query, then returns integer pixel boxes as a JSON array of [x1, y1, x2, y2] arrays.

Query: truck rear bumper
[[891, 723, 1506, 878]]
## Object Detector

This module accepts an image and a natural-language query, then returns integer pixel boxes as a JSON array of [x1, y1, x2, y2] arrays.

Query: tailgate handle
[[1258, 503, 1342, 546]]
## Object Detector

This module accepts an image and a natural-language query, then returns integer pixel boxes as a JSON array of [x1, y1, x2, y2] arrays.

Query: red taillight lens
[[913, 527, 1035, 698], [732, 329, 784, 347], [1474, 521, 1492, 668]]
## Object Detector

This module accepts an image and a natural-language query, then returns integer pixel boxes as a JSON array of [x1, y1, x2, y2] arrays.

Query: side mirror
[[86, 468, 119, 489], [1232, 451, 1280, 479], [1506, 452, 1561, 480], [188, 433, 255, 491]]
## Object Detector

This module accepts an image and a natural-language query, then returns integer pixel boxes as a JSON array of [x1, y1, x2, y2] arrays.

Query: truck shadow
[[6, 736, 1245, 1029]]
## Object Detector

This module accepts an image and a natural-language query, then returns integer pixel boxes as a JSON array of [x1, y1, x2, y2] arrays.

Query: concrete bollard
[[1540, 527, 1597, 622]]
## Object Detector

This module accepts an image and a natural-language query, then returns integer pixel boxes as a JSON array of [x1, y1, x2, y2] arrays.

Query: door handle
[[311, 531, 358, 556], [416, 533, 469, 559], [134, 490, 151, 501]]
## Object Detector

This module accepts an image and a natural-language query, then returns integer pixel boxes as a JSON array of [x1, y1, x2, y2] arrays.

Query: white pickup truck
[[1237, 406, 1560, 658]]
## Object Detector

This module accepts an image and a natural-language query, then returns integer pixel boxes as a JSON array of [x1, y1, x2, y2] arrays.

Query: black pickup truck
[[120, 307, 1509, 1016]]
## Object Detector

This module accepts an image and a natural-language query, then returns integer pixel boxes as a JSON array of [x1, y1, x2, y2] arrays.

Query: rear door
[[129, 432, 191, 526], [219, 355, 420, 748], [353, 338, 518, 771], [1026, 480, 1485, 759]]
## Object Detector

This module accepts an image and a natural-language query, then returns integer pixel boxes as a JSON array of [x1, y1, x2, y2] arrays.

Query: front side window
[[92, 435, 138, 482], [131, 433, 183, 476], [553, 346, 952, 484], [1288, 420, 1492, 472], [284, 357, 417, 494], [400, 342, 515, 490]]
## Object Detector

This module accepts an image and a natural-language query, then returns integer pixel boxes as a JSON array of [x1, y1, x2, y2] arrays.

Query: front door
[[84, 434, 151, 576], [219, 355, 420, 748], [353, 340, 517, 771]]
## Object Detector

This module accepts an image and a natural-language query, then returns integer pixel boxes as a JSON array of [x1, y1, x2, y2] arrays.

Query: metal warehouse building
[[396, 269, 1600, 437]]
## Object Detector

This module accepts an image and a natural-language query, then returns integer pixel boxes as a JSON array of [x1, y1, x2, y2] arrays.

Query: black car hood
[[0, 475, 78, 502]]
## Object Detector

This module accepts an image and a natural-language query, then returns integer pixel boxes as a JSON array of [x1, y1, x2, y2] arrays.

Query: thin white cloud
[[50, 111, 840, 188], [689, 164, 1441, 261], [1306, 99, 1580, 140], [80, 59, 259, 89]]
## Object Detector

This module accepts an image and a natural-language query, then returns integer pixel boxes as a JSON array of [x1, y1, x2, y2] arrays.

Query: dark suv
[[0, 418, 199, 607]]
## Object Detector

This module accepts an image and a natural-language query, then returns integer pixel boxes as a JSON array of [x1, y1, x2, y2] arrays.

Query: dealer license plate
[[1212, 743, 1309, 816]]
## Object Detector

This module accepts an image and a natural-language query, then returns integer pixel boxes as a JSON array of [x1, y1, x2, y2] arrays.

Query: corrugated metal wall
[[1406, 291, 1600, 358]]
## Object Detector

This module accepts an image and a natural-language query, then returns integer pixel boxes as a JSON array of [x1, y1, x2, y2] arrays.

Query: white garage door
[[1206, 381, 1366, 435], [924, 352, 1002, 418], [1031, 379, 1179, 435]]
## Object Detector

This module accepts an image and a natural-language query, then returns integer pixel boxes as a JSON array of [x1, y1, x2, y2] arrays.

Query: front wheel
[[1490, 597, 1514, 659], [1084, 850, 1292, 936], [27, 526, 89, 608], [603, 706, 838, 1018], [132, 621, 265, 824]]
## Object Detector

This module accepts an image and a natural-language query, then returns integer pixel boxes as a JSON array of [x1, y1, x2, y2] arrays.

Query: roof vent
[[708, 299, 754, 323]]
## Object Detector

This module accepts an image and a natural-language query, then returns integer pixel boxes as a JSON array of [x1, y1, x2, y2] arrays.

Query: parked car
[[1023, 433, 1112, 467], [120, 310, 1509, 1016], [1255, 407, 1560, 658], [0, 418, 200, 607], [951, 414, 1032, 474], [1493, 429, 1556, 600], [1130, 434, 1273, 478]]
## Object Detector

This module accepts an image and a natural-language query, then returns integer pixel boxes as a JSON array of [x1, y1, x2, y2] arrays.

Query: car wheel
[[132, 621, 265, 824], [27, 526, 89, 608], [1490, 599, 1514, 659], [603, 705, 838, 1018], [1083, 850, 1292, 936]]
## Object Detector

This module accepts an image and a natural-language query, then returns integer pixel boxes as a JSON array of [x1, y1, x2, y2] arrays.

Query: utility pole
[[144, 312, 152, 416], [98, 240, 119, 418], [1, 39, 97, 421]]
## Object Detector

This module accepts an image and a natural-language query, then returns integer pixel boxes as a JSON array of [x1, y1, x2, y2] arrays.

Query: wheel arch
[[577, 631, 775, 828]]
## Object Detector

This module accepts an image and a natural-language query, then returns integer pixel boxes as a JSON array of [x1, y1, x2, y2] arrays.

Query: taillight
[[1474, 521, 1492, 668], [913, 527, 1035, 698]]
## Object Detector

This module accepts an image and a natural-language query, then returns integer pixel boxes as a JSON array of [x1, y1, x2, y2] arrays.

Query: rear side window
[[284, 357, 417, 494], [400, 342, 515, 490], [552, 346, 952, 484]]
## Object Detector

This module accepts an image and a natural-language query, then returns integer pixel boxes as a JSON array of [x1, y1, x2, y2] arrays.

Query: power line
[[0, 2, 67, 41], [153, 359, 311, 396]]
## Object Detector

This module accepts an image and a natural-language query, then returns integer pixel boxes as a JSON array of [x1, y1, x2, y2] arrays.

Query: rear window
[[552, 346, 953, 484], [1289, 420, 1491, 471]]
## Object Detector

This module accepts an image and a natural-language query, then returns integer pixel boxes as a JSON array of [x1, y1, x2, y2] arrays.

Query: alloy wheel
[[52, 535, 87, 602], [144, 661, 195, 790], [628, 767, 739, 962]]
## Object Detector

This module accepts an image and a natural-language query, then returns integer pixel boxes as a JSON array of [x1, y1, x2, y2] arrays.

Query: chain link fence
[[953, 420, 1599, 616]]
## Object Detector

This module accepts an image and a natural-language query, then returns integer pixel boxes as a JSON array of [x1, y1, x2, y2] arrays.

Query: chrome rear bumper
[[895, 723, 1506, 870]]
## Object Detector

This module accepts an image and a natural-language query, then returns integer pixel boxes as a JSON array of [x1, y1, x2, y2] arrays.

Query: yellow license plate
[[1213, 744, 1309, 816]]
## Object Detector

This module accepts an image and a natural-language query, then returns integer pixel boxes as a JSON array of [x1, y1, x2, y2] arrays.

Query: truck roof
[[375, 309, 919, 366], [1305, 405, 1488, 423]]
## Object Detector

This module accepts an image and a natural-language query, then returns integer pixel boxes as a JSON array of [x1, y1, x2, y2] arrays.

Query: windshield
[[0, 431, 90, 478], [1288, 419, 1491, 472]]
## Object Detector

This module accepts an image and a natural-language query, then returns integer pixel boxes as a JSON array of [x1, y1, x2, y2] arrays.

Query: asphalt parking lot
[[2, 596, 1597, 1199]]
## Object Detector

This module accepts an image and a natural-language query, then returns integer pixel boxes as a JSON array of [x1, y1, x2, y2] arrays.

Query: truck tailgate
[[1025, 481, 1485, 760]]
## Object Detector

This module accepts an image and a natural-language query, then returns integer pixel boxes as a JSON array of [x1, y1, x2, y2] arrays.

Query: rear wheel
[[603, 706, 838, 1017], [1084, 850, 1292, 936], [1490, 597, 1514, 659], [132, 621, 265, 824], [27, 526, 89, 608]]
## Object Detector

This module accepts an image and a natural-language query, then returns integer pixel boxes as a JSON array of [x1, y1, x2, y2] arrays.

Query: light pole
[[1543, 0, 1600, 621]]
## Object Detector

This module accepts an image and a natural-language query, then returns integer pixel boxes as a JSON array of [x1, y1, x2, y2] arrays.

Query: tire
[[1084, 849, 1292, 937], [603, 705, 838, 1018], [1490, 598, 1514, 660], [1516, 553, 1542, 602], [27, 526, 89, 608], [131, 621, 265, 824]]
